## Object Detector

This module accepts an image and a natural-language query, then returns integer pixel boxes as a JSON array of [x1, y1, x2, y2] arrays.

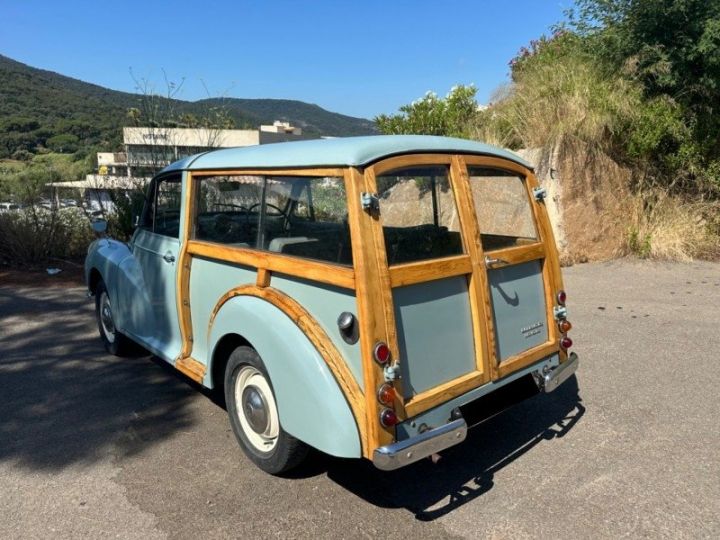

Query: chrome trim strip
[[542, 352, 579, 393], [372, 419, 467, 471]]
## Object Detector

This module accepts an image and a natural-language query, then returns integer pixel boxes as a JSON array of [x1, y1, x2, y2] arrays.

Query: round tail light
[[373, 342, 391, 365], [559, 319, 572, 333], [560, 336, 573, 350], [379, 408, 398, 428], [377, 383, 395, 406], [557, 290, 567, 305]]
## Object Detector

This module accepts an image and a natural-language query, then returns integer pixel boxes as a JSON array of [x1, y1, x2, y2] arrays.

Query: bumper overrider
[[372, 352, 579, 470]]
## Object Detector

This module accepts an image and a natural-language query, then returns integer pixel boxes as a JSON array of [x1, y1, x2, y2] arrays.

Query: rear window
[[467, 167, 538, 251], [377, 166, 464, 265], [193, 175, 352, 266]]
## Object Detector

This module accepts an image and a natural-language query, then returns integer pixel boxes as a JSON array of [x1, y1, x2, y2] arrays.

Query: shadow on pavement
[[0, 286, 197, 470], [315, 375, 584, 521]]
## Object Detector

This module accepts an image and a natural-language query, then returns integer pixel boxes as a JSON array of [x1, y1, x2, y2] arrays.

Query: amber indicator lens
[[560, 336, 573, 349], [379, 408, 398, 428], [557, 290, 567, 305], [373, 342, 391, 365], [559, 319, 572, 333], [377, 383, 395, 405]]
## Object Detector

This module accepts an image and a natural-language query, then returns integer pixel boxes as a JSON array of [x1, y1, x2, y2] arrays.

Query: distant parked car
[[0, 202, 21, 212], [85, 135, 578, 474]]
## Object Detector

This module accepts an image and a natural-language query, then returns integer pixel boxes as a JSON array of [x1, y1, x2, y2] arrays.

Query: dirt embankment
[[519, 139, 634, 265]]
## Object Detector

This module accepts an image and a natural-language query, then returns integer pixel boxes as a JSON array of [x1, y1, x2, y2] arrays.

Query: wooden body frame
[[171, 156, 564, 458]]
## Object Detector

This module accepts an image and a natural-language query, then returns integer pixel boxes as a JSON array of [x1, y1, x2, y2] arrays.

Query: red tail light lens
[[560, 336, 573, 350], [377, 383, 395, 406], [373, 342, 391, 365], [379, 408, 398, 428], [559, 319, 572, 333], [557, 290, 567, 305]]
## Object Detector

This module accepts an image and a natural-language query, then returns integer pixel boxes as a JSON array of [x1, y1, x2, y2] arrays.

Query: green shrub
[[0, 206, 94, 265]]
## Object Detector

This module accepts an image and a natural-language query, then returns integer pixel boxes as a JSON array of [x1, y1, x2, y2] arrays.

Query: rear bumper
[[372, 352, 579, 470], [372, 419, 467, 471], [540, 352, 579, 393]]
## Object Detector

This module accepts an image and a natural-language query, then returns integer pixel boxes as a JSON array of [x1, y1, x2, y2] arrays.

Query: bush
[[0, 206, 94, 266], [627, 190, 720, 261], [475, 32, 641, 152], [375, 86, 480, 138]]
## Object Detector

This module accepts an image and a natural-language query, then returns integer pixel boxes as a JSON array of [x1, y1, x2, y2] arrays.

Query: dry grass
[[474, 53, 641, 151], [627, 190, 720, 261]]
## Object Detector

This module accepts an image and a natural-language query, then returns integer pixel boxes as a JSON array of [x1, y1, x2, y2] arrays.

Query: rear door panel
[[394, 275, 476, 398], [488, 260, 548, 361]]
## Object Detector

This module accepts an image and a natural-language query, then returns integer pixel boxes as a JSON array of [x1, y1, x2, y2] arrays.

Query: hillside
[[0, 54, 376, 158], [196, 98, 376, 137]]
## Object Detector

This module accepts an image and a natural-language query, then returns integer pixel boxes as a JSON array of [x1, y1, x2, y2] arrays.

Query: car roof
[[160, 135, 532, 173]]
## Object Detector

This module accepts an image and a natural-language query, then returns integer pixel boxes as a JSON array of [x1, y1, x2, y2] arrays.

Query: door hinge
[[533, 186, 547, 202], [360, 192, 379, 213]]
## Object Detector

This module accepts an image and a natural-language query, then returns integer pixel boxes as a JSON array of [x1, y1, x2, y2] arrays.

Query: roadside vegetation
[[376, 0, 720, 261]]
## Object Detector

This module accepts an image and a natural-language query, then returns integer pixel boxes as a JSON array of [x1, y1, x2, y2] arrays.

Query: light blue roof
[[161, 135, 531, 173]]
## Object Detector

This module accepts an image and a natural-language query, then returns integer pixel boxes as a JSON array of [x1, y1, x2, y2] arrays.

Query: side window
[[140, 175, 182, 238], [467, 167, 538, 251], [193, 175, 351, 266], [376, 166, 464, 265], [194, 175, 263, 247]]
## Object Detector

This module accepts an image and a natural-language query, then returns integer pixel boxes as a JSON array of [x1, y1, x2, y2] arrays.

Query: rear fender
[[208, 295, 362, 459]]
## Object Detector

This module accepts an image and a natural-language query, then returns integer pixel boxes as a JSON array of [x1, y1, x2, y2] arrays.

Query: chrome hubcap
[[242, 385, 269, 434], [99, 292, 116, 343], [234, 365, 279, 453]]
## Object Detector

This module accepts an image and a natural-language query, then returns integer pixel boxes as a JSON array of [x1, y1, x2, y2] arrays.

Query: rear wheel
[[224, 346, 308, 475], [95, 279, 132, 356]]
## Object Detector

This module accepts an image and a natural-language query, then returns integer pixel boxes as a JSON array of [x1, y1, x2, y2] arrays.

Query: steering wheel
[[248, 202, 290, 231], [212, 213, 243, 240]]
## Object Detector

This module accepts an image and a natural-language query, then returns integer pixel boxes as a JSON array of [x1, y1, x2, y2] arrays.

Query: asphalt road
[[1, 259, 719, 539]]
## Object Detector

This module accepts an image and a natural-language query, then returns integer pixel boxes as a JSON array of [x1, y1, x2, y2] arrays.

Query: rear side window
[[140, 175, 182, 238], [376, 166, 463, 265], [193, 175, 352, 266], [467, 167, 538, 251]]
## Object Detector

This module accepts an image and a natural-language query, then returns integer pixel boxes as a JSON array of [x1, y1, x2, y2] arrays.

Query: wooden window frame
[[185, 168, 356, 290]]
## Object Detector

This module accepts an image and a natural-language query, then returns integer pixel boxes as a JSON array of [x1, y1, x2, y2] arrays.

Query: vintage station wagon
[[85, 135, 579, 474]]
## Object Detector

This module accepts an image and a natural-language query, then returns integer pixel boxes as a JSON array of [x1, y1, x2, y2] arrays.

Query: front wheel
[[224, 346, 308, 475], [94, 279, 133, 356]]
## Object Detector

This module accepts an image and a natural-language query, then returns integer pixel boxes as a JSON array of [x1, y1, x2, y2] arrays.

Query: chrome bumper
[[373, 418, 467, 471], [540, 352, 579, 393]]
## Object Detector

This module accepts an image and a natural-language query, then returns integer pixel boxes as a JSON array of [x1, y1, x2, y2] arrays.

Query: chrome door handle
[[162, 251, 176, 263], [484, 255, 508, 268]]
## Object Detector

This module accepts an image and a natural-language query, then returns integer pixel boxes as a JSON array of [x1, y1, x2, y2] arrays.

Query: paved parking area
[[1, 259, 719, 539]]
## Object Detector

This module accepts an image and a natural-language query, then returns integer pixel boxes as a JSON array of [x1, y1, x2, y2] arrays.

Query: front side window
[[193, 175, 351, 266], [140, 174, 182, 238], [376, 166, 463, 265], [468, 167, 538, 251]]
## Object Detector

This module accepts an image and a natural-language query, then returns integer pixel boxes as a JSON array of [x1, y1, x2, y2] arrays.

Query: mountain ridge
[[0, 54, 376, 158]]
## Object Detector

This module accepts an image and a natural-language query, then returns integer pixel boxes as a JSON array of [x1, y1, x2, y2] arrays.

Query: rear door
[[465, 161, 558, 380]]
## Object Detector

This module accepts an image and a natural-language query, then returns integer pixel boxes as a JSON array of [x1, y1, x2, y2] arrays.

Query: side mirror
[[92, 219, 108, 236]]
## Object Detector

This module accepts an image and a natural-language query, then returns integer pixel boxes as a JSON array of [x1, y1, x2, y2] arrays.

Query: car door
[[127, 173, 184, 359], [465, 163, 557, 379]]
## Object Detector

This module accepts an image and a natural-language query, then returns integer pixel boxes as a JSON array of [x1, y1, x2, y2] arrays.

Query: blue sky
[[1, 0, 571, 119]]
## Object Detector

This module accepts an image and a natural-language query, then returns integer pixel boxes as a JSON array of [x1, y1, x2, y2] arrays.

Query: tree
[[569, 0, 720, 168], [46, 133, 79, 153], [374, 85, 480, 138]]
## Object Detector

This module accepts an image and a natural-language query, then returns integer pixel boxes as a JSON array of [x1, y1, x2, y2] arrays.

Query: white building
[[49, 122, 309, 213], [123, 123, 307, 175]]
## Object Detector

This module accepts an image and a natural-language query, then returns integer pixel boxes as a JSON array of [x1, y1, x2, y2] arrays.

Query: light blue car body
[[85, 135, 556, 460]]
